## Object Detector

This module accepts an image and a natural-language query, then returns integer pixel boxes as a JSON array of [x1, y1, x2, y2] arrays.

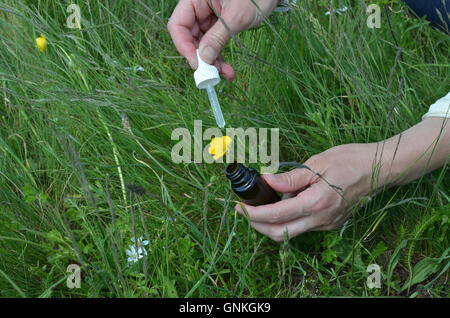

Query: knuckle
[[235, 12, 251, 29], [269, 209, 282, 224], [285, 170, 299, 189], [207, 31, 228, 49], [297, 205, 307, 218], [315, 195, 332, 211]]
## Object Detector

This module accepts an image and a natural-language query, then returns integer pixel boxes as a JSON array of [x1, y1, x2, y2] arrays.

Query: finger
[[198, 31, 235, 80], [198, 17, 233, 64], [250, 217, 320, 242], [262, 168, 315, 193], [192, 21, 201, 38], [167, 1, 199, 69], [235, 187, 318, 224], [215, 55, 235, 81], [199, 14, 218, 34], [314, 206, 352, 232], [281, 186, 308, 200], [193, 27, 235, 80]]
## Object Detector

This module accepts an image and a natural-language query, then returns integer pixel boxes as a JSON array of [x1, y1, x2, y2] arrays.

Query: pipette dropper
[[205, 85, 225, 128], [194, 49, 225, 128]]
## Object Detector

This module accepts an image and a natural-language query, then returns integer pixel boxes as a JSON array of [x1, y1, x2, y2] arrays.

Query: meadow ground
[[0, 0, 448, 297]]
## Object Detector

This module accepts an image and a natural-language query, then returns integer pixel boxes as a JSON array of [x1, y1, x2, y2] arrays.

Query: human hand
[[167, 0, 279, 81], [235, 116, 450, 242], [235, 144, 376, 241]]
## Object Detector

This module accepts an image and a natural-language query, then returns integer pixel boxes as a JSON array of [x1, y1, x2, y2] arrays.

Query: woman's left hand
[[235, 143, 375, 241]]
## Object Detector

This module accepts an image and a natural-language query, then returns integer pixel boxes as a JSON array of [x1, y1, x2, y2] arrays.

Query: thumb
[[198, 20, 232, 64], [263, 168, 314, 193]]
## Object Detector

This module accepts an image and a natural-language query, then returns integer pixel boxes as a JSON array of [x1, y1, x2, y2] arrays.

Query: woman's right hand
[[167, 0, 279, 81]]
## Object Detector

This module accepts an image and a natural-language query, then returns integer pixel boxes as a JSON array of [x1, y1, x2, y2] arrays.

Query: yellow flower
[[208, 136, 232, 160], [36, 34, 48, 52]]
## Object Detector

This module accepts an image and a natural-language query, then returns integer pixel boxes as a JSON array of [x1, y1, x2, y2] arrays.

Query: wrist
[[366, 139, 400, 192], [323, 143, 380, 199], [356, 143, 383, 197], [368, 117, 450, 191]]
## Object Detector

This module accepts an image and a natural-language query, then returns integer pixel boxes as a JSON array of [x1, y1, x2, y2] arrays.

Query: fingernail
[[188, 59, 197, 70], [200, 45, 217, 64]]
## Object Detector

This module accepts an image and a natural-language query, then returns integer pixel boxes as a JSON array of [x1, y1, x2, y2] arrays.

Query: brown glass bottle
[[225, 163, 281, 206]]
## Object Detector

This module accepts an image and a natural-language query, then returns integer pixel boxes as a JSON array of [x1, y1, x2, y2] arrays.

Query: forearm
[[370, 117, 450, 189]]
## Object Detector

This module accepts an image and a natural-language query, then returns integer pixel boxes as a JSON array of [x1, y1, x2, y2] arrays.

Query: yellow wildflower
[[208, 136, 232, 160], [36, 34, 48, 52]]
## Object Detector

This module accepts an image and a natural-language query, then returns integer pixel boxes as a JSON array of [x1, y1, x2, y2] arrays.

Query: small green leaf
[[23, 183, 37, 203], [372, 241, 387, 260], [401, 257, 441, 291]]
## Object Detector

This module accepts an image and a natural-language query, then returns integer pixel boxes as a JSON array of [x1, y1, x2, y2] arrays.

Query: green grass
[[0, 0, 448, 297]]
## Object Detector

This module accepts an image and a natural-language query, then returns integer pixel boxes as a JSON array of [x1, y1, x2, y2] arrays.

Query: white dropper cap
[[194, 49, 220, 89], [194, 49, 225, 128]]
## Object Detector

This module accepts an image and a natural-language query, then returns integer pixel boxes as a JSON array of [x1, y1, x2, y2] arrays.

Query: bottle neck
[[225, 163, 257, 191]]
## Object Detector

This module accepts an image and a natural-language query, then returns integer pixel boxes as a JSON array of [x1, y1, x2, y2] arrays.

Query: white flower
[[131, 236, 149, 246], [126, 245, 144, 263], [126, 236, 149, 263]]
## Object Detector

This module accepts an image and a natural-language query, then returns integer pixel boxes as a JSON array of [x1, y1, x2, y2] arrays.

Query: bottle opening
[[225, 163, 255, 189], [225, 163, 238, 175], [224, 163, 281, 206]]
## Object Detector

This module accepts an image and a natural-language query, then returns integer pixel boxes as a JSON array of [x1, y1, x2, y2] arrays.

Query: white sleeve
[[422, 91, 450, 119]]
